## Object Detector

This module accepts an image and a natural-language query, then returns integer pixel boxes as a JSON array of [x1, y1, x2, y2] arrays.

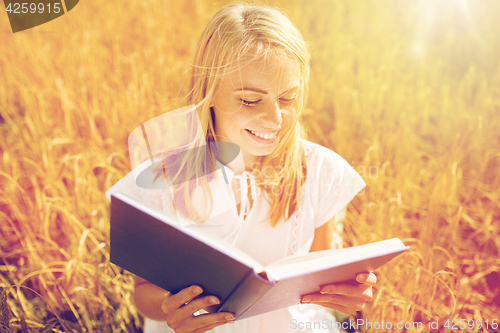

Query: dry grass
[[0, 0, 499, 332]]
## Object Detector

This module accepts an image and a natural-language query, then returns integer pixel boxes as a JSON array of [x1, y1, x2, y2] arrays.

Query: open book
[[109, 192, 409, 320]]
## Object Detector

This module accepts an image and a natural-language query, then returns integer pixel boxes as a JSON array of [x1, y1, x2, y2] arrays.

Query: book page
[[264, 238, 407, 281]]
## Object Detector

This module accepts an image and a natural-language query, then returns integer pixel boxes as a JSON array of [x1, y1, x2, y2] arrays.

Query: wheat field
[[0, 0, 499, 332]]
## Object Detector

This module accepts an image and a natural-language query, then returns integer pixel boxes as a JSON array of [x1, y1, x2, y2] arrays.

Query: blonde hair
[[166, 2, 311, 228]]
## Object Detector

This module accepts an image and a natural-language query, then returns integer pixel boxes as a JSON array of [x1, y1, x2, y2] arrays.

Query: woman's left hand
[[300, 272, 376, 314]]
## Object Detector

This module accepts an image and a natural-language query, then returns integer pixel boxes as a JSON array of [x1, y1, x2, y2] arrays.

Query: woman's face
[[210, 53, 300, 170]]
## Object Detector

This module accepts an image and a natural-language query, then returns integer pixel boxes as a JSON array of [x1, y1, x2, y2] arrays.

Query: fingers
[[300, 272, 377, 315], [356, 272, 377, 285], [190, 314, 236, 333], [169, 295, 220, 326], [162, 285, 203, 315], [312, 300, 357, 315], [161, 286, 235, 332], [319, 284, 373, 301], [318, 272, 376, 300], [172, 312, 235, 333]]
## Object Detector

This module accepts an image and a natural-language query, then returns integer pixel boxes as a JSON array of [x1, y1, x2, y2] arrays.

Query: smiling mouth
[[245, 129, 279, 140]]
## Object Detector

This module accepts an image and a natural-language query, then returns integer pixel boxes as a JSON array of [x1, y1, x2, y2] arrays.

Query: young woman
[[106, 3, 376, 332]]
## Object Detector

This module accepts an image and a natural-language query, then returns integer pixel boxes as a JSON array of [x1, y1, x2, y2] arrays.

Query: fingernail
[[320, 287, 332, 294], [301, 296, 312, 303], [193, 286, 203, 294], [357, 273, 368, 282], [210, 297, 220, 304], [225, 314, 235, 321]]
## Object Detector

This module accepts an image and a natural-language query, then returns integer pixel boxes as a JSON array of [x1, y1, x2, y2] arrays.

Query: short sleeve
[[311, 146, 366, 228]]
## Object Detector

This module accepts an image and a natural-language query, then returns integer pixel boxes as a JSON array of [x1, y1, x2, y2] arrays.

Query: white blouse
[[105, 139, 366, 333]]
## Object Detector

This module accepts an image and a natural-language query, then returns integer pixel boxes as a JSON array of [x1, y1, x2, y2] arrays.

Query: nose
[[259, 101, 283, 128]]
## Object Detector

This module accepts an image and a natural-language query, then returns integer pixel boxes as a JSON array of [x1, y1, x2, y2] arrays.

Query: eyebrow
[[234, 86, 299, 95]]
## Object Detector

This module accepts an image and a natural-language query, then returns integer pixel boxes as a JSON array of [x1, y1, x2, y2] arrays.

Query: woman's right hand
[[161, 285, 236, 333]]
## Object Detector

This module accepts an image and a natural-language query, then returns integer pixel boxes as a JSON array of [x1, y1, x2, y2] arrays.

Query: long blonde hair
[[166, 2, 311, 228]]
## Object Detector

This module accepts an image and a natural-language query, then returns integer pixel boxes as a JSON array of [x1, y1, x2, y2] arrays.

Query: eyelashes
[[279, 98, 295, 105], [239, 98, 295, 106], [240, 99, 261, 106]]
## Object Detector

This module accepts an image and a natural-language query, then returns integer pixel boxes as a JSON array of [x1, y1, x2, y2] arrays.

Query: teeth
[[250, 130, 277, 140]]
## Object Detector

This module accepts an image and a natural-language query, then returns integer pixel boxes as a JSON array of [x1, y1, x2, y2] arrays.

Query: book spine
[[218, 270, 274, 319]]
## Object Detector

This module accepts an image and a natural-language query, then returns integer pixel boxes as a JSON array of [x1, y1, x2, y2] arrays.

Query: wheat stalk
[[0, 288, 11, 331]]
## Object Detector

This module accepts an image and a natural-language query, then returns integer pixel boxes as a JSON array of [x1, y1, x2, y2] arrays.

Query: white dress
[[105, 139, 366, 333]]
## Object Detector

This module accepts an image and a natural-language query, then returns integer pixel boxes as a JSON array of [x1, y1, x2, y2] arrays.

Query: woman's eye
[[280, 98, 295, 105], [240, 99, 261, 106]]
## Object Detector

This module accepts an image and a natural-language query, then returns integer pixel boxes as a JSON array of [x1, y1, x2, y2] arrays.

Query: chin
[[244, 144, 278, 157]]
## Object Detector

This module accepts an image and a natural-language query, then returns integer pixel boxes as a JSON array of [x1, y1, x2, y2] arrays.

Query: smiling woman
[[105, 2, 370, 333]]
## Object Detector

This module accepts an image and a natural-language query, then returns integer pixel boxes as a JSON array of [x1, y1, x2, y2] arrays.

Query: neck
[[225, 150, 258, 175]]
